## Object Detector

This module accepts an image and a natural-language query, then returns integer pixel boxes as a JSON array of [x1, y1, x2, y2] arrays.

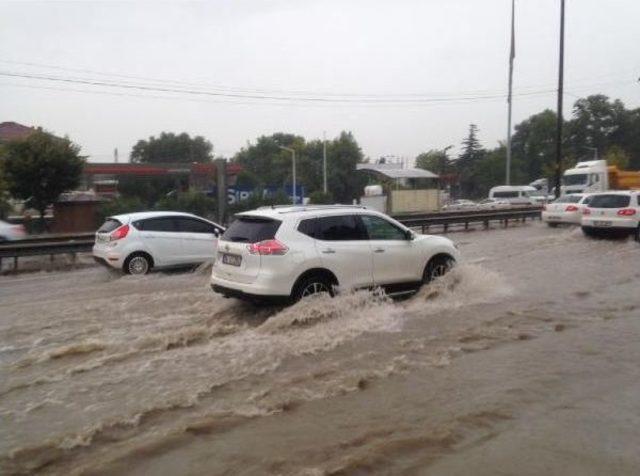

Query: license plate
[[221, 253, 242, 266], [593, 220, 612, 227]]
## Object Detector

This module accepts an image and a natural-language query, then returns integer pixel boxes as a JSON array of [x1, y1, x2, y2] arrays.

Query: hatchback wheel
[[423, 256, 455, 284], [125, 253, 151, 275]]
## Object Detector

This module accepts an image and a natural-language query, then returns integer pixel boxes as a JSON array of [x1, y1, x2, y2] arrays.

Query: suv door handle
[[374, 248, 385, 253], [321, 248, 336, 254]]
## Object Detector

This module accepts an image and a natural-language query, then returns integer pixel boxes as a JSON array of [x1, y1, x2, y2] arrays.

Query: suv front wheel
[[423, 255, 455, 284]]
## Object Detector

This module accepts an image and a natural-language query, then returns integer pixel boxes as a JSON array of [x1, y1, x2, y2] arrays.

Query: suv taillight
[[565, 205, 579, 212], [248, 239, 288, 255], [110, 224, 130, 241], [617, 208, 637, 216]]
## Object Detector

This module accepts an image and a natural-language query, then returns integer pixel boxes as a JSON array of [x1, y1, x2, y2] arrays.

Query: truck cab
[[561, 160, 608, 195]]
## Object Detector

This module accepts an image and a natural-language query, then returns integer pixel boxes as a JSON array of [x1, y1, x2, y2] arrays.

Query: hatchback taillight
[[248, 239, 288, 255], [110, 224, 130, 241], [565, 205, 579, 212], [617, 208, 637, 216]]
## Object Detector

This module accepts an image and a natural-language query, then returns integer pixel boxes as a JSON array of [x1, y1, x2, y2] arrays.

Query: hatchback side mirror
[[405, 229, 414, 240]]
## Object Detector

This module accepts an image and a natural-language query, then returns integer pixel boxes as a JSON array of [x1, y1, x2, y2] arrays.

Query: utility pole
[[278, 146, 297, 204], [215, 158, 227, 224], [554, 0, 566, 198], [506, 0, 515, 185], [322, 131, 328, 194]]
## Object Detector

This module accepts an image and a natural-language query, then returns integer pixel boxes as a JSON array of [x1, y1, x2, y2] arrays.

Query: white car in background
[[581, 191, 640, 240], [476, 198, 511, 210], [210, 205, 459, 304], [442, 199, 477, 211], [0, 220, 26, 241], [93, 211, 225, 274], [542, 194, 592, 226]]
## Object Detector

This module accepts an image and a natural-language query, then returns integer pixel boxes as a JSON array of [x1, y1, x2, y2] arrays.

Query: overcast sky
[[1, 0, 638, 163]]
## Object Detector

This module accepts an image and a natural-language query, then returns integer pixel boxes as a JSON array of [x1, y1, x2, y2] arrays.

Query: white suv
[[210, 205, 459, 304], [93, 211, 225, 274], [581, 191, 640, 240]]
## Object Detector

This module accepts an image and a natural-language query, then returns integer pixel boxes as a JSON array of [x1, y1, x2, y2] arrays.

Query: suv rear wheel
[[124, 253, 152, 275], [292, 274, 334, 302]]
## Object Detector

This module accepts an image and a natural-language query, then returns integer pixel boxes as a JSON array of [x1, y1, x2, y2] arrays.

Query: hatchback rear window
[[221, 216, 281, 243], [589, 195, 630, 208], [97, 218, 122, 233]]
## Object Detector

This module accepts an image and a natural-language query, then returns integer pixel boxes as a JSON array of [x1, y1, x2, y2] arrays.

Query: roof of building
[[356, 164, 438, 179], [0, 122, 35, 143]]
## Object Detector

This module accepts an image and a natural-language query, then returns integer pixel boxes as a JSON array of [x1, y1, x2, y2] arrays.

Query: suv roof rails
[[256, 204, 368, 213]]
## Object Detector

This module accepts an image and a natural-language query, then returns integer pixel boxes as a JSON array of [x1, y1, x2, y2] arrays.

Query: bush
[[308, 191, 333, 204], [98, 196, 146, 222], [155, 190, 216, 218]]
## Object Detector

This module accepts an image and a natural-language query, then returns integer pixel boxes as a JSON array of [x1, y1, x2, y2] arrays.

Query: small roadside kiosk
[[356, 164, 440, 214]]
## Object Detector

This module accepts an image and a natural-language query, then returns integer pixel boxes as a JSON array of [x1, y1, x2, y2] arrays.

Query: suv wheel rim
[[301, 282, 329, 297], [129, 256, 148, 275], [430, 262, 450, 280]]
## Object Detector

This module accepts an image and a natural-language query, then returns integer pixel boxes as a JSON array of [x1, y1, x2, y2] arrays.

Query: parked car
[[542, 194, 592, 226], [0, 220, 26, 241], [210, 205, 459, 304], [93, 211, 225, 274], [476, 198, 511, 210], [581, 191, 640, 240], [442, 199, 477, 211]]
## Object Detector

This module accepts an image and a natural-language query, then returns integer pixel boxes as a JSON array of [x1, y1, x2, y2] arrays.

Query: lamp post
[[278, 145, 297, 204]]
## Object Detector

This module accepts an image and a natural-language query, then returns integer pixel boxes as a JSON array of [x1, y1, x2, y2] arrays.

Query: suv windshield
[[589, 195, 631, 208], [221, 216, 281, 243]]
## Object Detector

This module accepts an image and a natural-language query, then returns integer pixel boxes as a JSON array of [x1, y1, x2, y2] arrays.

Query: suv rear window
[[97, 218, 122, 233], [221, 216, 281, 243], [589, 195, 631, 208]]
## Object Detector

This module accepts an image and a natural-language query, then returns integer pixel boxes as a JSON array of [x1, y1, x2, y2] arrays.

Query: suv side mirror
[[405, 229, 414, 241]]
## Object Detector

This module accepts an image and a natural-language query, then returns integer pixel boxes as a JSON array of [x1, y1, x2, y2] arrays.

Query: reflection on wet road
[[1, 223, 639, 475]]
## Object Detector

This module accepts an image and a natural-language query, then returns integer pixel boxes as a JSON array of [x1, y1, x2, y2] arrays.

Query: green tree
[[604, 145, 630, 169], [3, 130, 85, 226], [415, 149, 452, 176], [510, 109, 558, 182], [454, 124, 486, 198], [0, 159, 12, 219], [130, 132, 213, 164]]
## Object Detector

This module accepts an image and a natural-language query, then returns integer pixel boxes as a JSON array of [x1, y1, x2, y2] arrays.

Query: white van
[[488, 185, 538, 205]]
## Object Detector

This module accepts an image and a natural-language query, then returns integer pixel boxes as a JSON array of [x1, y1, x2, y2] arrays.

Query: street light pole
[[322, 131, 328, 194], [278, 145, 297, 204], [506, 0, 516, 185], [554, 0, 566, 198]]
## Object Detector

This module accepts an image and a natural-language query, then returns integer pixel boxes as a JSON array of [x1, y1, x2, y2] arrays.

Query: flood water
[[1, 222, 639, 475]]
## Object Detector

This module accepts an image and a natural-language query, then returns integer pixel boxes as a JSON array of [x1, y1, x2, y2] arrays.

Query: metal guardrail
[[394, 207, 542, 232], [0, 207, 542, 272]]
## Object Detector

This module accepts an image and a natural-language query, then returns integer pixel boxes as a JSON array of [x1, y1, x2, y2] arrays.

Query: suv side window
[[134, 217, 177, 232], [361, 215, 406, 240], [316, 215, 367, 241], [298, 218, 317, 238], [176, 217, 218, 234]]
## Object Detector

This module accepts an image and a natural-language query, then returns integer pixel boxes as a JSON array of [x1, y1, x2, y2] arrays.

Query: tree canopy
[[416, 95, 640, 199], [2, 130, 85, 219], [232, 131, 366, 203], [130, 132, 213, 163]]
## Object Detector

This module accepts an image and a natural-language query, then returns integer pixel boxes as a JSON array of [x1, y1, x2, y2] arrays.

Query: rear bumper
[[210, 284, 290, 304], [542, 211, 581, 225], [92, 244, 123, 269], [582, 217, 638, 229]]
